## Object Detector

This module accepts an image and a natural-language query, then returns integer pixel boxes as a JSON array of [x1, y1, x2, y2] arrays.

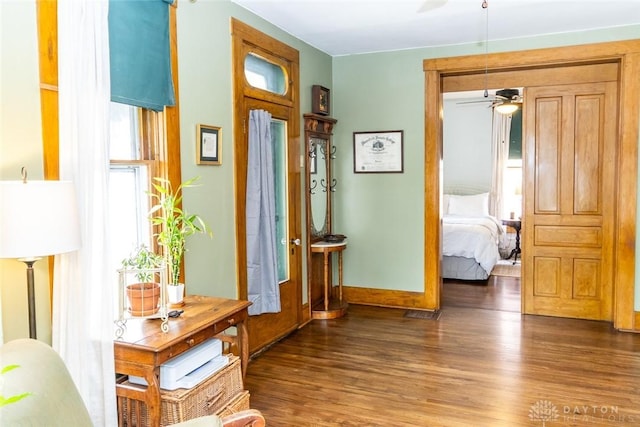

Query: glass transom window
[[244, 53, 286, 95]]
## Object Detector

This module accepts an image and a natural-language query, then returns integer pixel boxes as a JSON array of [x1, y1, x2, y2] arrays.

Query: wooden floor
[[244, 276, 640, 426]]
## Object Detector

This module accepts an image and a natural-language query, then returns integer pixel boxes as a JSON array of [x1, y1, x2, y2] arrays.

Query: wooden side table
[[311, 241, 348, 319], [114, 295, 251, 427], [502, 218, 522, 264]]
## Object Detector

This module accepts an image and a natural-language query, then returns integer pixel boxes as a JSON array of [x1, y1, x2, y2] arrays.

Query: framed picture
[[353, 130, 404, 173], [311, 85, 330, 116], [196, 124, 221, 165]]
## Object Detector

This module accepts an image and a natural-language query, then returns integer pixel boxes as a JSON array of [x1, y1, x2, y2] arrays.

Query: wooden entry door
[[522, 81, 618, 321], [239, 98, 303, 353]]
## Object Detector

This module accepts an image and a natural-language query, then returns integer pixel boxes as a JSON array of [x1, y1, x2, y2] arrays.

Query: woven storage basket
[[216, 390, 250, 417], [119, 355, 244, 426]]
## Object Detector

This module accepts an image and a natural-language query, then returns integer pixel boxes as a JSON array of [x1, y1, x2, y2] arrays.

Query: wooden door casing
[[424, 41, 640, 330], [523, 81, 618, 320], [231, 19, 302, 354]]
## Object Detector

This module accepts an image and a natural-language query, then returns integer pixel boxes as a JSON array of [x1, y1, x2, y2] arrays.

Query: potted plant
[[149, 176, 211, 306], [121, 244, 164, 316]]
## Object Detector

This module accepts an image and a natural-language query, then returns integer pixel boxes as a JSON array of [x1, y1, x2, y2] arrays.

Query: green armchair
[[0, 339, 265, 427]]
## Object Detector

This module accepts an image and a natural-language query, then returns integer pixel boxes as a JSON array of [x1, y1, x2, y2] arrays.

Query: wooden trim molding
[[423, 40, 640, 329], [424, 69, 442, 310], [36, 0, 59, 307], [615, 52, 640, 330], [343, 286, 430, 310], [36, 0, 59, 181]]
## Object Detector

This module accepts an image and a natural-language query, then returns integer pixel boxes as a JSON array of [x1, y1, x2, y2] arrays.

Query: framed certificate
[[353, 130, 404, 173], [196, 124, 221, 165]]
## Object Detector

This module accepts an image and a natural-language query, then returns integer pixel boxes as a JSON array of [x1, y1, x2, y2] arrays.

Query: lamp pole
[[21, 259, 39, 339]]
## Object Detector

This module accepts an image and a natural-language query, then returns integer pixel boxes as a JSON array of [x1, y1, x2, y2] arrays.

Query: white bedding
[[443, 215, 505, 275]]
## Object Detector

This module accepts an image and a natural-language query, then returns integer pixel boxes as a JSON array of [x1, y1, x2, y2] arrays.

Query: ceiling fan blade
[[417, 0, 448, 13], [456, 99, 494, 105]]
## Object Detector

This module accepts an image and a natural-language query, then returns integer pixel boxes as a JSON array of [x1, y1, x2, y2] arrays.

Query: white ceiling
[[229, 0, 640, 56]]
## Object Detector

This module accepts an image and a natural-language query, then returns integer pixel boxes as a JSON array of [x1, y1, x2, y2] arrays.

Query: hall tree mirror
[[304, 113, 348, 319], [304, 113, 337, 240], [309, 135, 331, 236]]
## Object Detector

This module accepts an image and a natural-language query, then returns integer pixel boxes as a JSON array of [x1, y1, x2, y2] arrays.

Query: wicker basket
[[118, 355, 245, 426], [216, 390, 250, 417]]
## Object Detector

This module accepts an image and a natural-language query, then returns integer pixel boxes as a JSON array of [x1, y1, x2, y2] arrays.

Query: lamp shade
[[495, 102, 519, 115], [0, 180, 81, 259]]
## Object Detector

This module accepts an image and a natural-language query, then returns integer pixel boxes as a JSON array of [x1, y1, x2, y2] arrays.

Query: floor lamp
[[0, 176, 81, 339]]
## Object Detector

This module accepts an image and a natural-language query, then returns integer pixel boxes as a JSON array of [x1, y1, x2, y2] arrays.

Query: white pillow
[[448, 192, 489, 216], [442, 194, 451, 214]]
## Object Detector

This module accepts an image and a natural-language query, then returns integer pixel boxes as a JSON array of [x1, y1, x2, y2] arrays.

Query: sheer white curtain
[[490, 110, 512, 218], [54, 1, 116, 425]]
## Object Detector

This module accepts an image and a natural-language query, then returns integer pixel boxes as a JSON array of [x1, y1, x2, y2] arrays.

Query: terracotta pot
[[126, 282, 160, 316]]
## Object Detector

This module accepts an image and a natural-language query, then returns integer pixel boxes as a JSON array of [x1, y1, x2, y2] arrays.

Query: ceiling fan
[[457, 88, 523, 114]]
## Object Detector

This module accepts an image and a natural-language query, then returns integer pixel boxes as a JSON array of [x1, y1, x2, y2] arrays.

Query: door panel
[[523, 81, 617, 321], [242, 98, 301, 353]]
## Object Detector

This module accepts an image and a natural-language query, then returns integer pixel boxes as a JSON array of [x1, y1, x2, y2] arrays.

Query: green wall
[[0, 0, 333, 340], [175, 0, 332, 302], [332, 26, 640, 298], [2, 0, 640, 342]]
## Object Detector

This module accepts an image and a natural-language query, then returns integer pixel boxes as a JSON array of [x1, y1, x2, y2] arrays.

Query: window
[[508, 109, 522, 160], [37, 0, 182, 307], [505, 110, 523, 218], [244, 53, 287, 95], [108, 102, 164, 270]]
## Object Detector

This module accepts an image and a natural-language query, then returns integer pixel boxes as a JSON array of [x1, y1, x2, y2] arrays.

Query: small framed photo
[[196, 124, 221, 165], [353, 130, 404, 173], [312, 85, 330, 116]]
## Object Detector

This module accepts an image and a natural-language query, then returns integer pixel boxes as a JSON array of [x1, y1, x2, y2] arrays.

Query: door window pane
[[271, 119, 288, 283]]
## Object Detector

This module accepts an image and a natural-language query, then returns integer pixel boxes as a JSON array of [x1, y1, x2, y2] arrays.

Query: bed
[[441, 192, 505, 281]]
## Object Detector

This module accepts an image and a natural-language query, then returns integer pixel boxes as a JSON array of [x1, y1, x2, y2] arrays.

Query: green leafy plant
[[0, 365, 30, 407], [149, 176, 211, 286], [121, 244, 164, 282]]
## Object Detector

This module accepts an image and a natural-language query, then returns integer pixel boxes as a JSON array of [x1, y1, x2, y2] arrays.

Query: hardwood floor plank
[[244, 279, 640, 426]]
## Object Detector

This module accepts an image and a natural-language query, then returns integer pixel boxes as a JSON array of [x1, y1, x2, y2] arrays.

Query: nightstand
[[501, 219, 522, 264]]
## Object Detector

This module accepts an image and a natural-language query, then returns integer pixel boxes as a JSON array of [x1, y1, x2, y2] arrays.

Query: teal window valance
[[108, 0, 175, 111]]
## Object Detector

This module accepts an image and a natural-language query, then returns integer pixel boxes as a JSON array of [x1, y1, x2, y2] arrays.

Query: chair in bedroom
[[0, 338, 265, 427]]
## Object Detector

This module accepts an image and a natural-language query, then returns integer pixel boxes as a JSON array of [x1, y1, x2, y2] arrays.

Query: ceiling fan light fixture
[[495, 102, 518, 115]]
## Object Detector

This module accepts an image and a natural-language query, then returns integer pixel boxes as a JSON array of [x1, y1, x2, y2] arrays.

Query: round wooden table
[[311, 240, 348, 319]]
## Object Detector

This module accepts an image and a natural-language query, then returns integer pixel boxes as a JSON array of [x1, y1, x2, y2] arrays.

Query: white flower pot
[[167, 283, 185, 306]]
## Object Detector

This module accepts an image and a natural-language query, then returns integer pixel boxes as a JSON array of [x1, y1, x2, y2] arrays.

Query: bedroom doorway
[[441, 90, 522, 313], [441, 275, 521, 313], [423, 41, 640, 329]]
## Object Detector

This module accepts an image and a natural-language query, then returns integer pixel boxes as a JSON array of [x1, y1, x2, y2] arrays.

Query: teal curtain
[[108, 0, 175, 111]]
